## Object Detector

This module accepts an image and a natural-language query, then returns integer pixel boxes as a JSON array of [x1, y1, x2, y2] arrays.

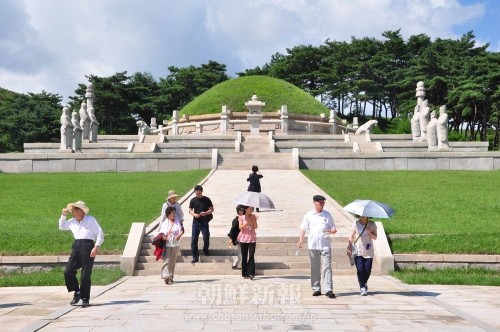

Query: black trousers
[[240, 242, 256, 277], [64, 239, 95, 299], [191, 221, 210, 258]]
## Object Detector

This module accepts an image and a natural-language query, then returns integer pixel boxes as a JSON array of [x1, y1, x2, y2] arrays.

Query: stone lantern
[[245, 95, 265, 137]]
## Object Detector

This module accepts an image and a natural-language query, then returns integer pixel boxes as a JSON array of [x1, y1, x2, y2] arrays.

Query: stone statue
[[355, 120, 378, 135], [60, 106, 74, 150], [419, 99, 430, 142], [79, 102, 90, 140], [411, 104, 421, 141], [136, 120, 152, 136], [71, 111, 83, 152], [437, 105, 450, 150], [426, 110, 438, 151], [89, 106, 99, 143]]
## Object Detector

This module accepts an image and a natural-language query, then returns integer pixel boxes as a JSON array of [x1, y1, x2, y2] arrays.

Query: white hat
[[166, 190, 179, 201], [67, 201, 89, 214]]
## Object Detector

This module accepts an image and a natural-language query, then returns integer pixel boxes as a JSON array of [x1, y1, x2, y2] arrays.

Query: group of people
[[57, 165, 376, 308]]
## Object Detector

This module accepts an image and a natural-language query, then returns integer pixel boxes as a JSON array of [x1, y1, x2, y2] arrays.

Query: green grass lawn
[[391, 267, 500, 286], [0, 170, 209, 255], [0, 267, 124, 287], [302, 170, 500, 254]]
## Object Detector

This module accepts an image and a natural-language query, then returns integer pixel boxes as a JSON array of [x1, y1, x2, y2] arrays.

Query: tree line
[[0, 30, 498, 152]]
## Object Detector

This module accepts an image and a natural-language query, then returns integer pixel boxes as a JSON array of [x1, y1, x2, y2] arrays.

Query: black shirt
[[228, 216, 241, 245], [189, 196, 213, 223], [247, 172, 263, 192]]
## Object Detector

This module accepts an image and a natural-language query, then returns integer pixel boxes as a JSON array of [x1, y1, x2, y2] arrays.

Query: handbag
[[348, 222, 368, 266]]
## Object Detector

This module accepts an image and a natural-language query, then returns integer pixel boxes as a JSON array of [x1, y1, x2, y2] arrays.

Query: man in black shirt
[[189, 185, 214, 263]]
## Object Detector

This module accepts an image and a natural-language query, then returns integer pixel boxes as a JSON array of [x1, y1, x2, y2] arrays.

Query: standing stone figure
[[419, 99, 430, 142], [426, 110, 438, 151], [72, 111, 83, 152], [437, 105, 450, 150], [79, 102, 90, 140], [60, 107, 74, 150], [410, 104, 421, 141], [89, 107, 99, 143]]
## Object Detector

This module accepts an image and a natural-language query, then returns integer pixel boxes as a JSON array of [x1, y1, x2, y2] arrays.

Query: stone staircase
[[134, 235, 366, 276], [218, 134, 294, 170], [130, 135, 159, 153]]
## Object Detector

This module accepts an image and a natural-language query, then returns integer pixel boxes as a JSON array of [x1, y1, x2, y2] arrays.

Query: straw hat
[[67, 201, 89, 214], [166, 190, 179, 201]]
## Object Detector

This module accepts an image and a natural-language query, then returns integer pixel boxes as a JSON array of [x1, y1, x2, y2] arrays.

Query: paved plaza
[[0, 170, 499, 331]]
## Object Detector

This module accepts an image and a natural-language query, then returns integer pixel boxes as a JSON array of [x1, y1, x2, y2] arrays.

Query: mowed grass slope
[[302, 170, 500, 254], [181, 76, 330, 115], [0, 170, 209, 255]]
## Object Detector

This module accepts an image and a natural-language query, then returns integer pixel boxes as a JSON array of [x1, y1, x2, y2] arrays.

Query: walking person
[[247, 165, 263, 212], [347, 215, 377, 296], [227, 205, 244, 270], [160, 190, 184, 225], [238, 205, 258, 280], [59, 201, 104, 308], [160, 206, 184, 284], [298, 195, 337, 299], [189, 185, 214, 263]]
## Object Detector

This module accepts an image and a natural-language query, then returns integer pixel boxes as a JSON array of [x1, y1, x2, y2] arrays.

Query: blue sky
[[0, 0, 498, 103]]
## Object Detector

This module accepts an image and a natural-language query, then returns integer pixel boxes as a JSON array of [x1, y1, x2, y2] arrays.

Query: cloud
[[0, 0, 494, 103]]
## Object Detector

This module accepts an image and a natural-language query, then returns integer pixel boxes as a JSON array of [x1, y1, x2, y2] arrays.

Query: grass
[[0, 267, 124, 287], [302, 170, 500, 254], [0, 170, 209, 255], [391, 267, 500, 286], [181, 76, 330, 115]]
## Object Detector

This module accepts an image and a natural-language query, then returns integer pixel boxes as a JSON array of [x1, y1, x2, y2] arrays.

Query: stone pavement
[[1, 169, 499, 331], [0, 275, 498, 332]]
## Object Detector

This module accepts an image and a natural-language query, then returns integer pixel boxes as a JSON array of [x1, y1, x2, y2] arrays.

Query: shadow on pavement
[[0, 302, 31, 309], [91, 300, 150, 307]]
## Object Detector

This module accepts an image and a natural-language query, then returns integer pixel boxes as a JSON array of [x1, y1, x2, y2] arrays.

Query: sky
[[0, 0, 499, 104]]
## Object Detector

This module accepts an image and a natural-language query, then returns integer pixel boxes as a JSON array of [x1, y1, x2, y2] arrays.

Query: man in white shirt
[[59, 201, 104, 308], [298, 195, 337, 298]]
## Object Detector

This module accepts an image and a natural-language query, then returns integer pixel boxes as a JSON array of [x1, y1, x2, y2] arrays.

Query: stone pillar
[[220, 106, 229, 133], [172, 110, 179, 135], [245, 95, 265, 137], [280, 105, 289, 134], [329, 110, 337, 134], [60, 106, 73, 150], [353, 117, 359, 129], [79, 102, 90, 140], [150, 118, 157, 130], [71, 111, 83, 152]]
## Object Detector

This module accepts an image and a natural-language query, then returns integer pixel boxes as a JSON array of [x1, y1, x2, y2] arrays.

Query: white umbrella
[[343, 199, 395, 219], [234, 191, 275, 209]]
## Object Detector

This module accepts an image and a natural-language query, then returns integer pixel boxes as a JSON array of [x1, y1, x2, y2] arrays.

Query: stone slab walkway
[[1, 275, 498, 332]]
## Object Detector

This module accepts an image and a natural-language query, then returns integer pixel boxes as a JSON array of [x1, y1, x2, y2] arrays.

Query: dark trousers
[[354, 256, 373, 289], [240, 242, 256, 277], [64, 240, 95, 299], [191, 221, 210, 258]]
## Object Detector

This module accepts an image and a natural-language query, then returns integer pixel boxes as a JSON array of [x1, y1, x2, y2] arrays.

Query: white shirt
[[159, 219, 183, 247], [59, 214, 104, 247], [160, 201, 184, 223], [300, 209, 336, 250]]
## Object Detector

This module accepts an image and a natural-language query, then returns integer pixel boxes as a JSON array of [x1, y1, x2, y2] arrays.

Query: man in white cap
[[59, 201, 104, 308], [298, 194, 337, 299]]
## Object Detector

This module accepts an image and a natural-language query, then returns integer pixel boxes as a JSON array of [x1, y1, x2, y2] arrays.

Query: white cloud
[[0, 0, 494, 103]]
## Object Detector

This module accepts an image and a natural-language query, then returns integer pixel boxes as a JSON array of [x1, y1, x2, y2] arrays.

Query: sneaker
[[164, 277, 170, 285], [203, 250, 210, 256], [232, 266, 241, 270], [70, 293, 81, 305], [249, 275, 254, 280], [169, 275, 174, 283], [191, 257, 199, 263], [325, 291, 336, 299], [81, 299, 90, 308], [360, 287, 367, 296], [312, 291, 321, 296]]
